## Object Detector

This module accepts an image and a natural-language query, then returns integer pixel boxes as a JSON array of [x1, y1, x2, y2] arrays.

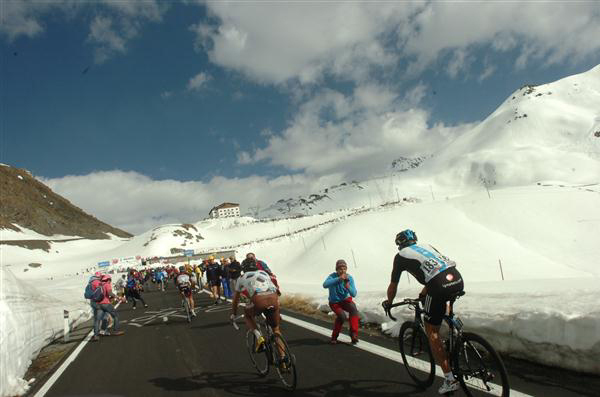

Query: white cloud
[[193, 2, 411, 84], [40, 170, 345, 234], [1, 1, 167, 62], [478, 63, 496, 83], [404, 2, 600, 73], [161, 91, 173, 99], [187, 72, 211, 91], [237, 85, 473, 178], [88, 16, 127, 63], [189, 2, 600, 85]]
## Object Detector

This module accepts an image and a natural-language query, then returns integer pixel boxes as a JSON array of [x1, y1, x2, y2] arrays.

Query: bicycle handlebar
[[382, 298, 421, 321]]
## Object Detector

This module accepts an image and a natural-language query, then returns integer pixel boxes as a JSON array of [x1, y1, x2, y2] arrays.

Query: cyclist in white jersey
[[382, 229, 464, 394], [176, 267, 196, 317], [231, 270, 283, 355]]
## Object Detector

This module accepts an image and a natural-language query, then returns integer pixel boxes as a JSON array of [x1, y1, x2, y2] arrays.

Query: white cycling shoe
[[438, 378, 460, 394]]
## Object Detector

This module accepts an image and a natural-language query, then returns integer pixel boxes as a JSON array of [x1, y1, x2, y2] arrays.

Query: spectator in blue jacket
[[323, 259, 359, 344]]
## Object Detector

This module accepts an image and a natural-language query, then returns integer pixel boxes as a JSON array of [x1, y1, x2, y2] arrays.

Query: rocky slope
[[0, 165, 131, 239]]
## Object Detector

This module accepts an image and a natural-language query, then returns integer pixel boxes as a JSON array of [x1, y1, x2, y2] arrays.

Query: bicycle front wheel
[[398, 321, 435, 388], [273, 334, 297, 391], [454, 332, 509, 397], [246, 330, 269, 376]]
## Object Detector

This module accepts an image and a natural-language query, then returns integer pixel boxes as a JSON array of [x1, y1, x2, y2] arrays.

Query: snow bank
[[0, 268, 90, 396]]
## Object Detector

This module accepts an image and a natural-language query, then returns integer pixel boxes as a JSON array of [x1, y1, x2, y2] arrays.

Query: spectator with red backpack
[[85, 271, 104, 338], [87, 274, 125, 341]]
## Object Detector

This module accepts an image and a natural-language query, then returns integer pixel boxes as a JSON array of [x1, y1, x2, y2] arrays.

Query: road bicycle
[[179, 286, 193, 323], [181, 297, 192, 322], [383, 291, 509, 396], [232, 308, 297, 390]]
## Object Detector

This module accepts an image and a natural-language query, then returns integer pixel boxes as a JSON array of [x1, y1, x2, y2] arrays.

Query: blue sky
[[1, 1, 599, 233]]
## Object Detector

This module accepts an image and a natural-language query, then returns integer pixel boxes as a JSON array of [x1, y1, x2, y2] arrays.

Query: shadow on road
[[149, 371, 421, 396]]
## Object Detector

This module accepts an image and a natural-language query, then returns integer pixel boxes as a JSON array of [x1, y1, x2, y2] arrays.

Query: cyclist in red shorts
[[230, 268, 288, 368]]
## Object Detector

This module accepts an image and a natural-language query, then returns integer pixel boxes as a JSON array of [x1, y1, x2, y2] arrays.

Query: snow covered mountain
[[427, 64, 600, 188], [257, 64, 600, 217]]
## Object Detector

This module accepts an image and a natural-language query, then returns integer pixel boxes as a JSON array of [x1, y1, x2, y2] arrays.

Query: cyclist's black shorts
[[179, 285, 192, 297], [423, 267, 464, 326]]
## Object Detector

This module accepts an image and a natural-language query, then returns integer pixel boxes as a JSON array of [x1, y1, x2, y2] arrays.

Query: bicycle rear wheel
[[398, 321, 435, 388], [273, 334, 297, 391], [246, 330, 269, 376], [454, 332, 509, 397], [183, 299, 191, 323]]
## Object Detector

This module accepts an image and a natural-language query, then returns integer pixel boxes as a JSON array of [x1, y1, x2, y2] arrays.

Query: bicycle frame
[[385, 296, 464, 365]]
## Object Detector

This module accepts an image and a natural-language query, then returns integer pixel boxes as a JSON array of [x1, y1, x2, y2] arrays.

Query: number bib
[[407, 245, 456, 283]]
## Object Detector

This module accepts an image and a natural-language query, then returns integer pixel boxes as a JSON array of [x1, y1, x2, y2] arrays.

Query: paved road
[[35, 288, 598, 397]]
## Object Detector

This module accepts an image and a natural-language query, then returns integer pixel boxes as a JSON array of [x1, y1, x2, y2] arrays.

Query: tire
[[398, 321, 435, 388], [273, 334, 297, 391], [454, 332, 510, 397], [183, 299, 191, 323], [246, 330, 269, 376]]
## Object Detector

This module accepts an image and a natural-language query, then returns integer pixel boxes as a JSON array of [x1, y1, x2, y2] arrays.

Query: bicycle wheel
[[246, 330, 269, 376], [183, 299, 191, 323], [398, 321, 435, 388], [273, 334, 297, 391], [454, 332, 509, 397]]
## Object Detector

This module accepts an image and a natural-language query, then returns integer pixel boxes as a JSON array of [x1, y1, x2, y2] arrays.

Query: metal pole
[[499, 259, 505, 280], [63, 310, 70, 343], [321, 237, 327, 250], [350, 249, 357, 268], [430, 185, 435, 201], [301, 235, 307, 251]]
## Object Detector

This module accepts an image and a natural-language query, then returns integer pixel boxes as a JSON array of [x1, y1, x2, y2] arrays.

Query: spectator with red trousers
[[323, 259, 359, 344]]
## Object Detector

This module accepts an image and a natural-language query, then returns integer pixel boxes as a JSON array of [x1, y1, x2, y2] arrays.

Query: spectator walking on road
[[126, 271, 148, 310], [92, 274, 125, 341], [154, 267, 166, 291], [115, 274, 127, 302], [221, 258, 232, 299], [205, 256, 222, 304], [228, 256, 242, 294], [323, 259, 359, 344]]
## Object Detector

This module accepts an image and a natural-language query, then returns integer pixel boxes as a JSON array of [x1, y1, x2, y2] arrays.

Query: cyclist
[[241, 253, 280, 294], [230, 269, 288, 369], [176, 266, 196, 317], [382, 229, 464, 394]]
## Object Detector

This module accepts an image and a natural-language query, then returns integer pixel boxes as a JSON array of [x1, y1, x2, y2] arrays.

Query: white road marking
[[34, 301, 121, 397], [280, 314, 533, 397]]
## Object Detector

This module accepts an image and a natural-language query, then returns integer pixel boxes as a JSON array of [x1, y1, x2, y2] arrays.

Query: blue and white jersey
[[391, 243, 456, 284], [235, 270, 277, 298]]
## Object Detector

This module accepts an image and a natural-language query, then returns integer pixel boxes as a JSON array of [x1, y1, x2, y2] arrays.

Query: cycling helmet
[[241, 257, 258, 272], [178, 266, 185, 272], [395, 229, 417, 249]]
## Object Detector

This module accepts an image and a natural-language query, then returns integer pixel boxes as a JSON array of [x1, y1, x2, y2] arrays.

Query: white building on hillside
[[209, 202, 240, 218]]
